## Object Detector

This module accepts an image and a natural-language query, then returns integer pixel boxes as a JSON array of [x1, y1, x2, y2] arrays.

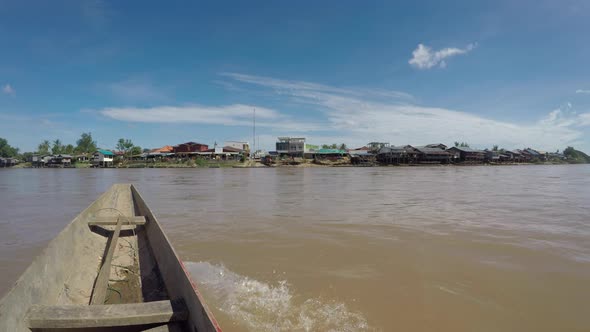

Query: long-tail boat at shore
[[0, 184, 221, 332]]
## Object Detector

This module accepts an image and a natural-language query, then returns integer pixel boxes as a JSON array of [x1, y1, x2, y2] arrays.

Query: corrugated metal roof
[[378, 146, 409, 153], [349, 150, 373, 156], [316, 149, 346, 154], [175, 142, 206, 146], [150, 145, 174, 153], [96, 149, 114, 156], [413, 146, 449, 155], [448, 146, 484, 153]]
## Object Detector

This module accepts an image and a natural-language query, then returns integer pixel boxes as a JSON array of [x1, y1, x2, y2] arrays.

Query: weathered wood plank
[[0, 184, 136, 332], [144, 322, 184, 332], [131, 185, 222, 332], [25, 300, 187, 329], [90, 216, 124, 305], [88, 216, 146, 226]]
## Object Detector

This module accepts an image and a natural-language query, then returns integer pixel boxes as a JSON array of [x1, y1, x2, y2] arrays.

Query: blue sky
[[1, 0, 590, 152]]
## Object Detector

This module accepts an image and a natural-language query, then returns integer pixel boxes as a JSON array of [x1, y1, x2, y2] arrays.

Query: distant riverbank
[[10, 159, 586, 169]]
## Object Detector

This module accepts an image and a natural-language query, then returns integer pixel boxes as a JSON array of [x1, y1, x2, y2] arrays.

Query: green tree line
[[0, 133, 142, 161], [37, 132, 98, 155], [0, 138, 19, 158]]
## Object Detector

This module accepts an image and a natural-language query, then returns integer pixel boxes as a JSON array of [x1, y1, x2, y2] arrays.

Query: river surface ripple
[[0, 166, 589, 331]]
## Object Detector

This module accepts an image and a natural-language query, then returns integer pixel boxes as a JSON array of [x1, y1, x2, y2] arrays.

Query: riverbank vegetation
[[0, 138, 19, 158], [117, 159, 241, 168], [2, 134, 590, 168], [563, 147, 590, 164]]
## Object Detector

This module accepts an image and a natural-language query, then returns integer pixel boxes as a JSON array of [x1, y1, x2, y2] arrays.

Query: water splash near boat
[[185, 261, 371, 331]]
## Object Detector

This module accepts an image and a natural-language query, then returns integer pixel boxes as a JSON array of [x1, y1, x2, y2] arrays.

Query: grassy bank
[[116, 160, 243, 168]]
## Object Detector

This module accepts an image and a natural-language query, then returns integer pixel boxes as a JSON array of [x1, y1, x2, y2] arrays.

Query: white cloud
[[220, 72, 414, 101], [2, 84, 15, 96], [99, 104, 324, 132], [578, 113, 590, 126], [225, 73, 590, 151], [575, 89, 590, 94], [102, 104, 276, 124], [409, 43, 476, 69], [98, 73, 590, 152]]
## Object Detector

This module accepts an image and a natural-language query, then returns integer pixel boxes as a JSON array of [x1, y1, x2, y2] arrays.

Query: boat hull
[[0, 184, 220, 332]]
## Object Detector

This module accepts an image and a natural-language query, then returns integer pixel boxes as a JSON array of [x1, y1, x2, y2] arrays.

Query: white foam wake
[[186, 261, 371, 332]]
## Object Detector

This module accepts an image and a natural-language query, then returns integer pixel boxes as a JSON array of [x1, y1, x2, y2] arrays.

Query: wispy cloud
[[99, 104, 324, 131], [575, 89, 590, 94], [2, 84, 15, 96], [220, 72, 414, 101], [409, 43, 476, 69], [225, 73, 589, 151], [578, 113, 590, 126], [101, 104, 276, 124], [99, 72, 590, 151]]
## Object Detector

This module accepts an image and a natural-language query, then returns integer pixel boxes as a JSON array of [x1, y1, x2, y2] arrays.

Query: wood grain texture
[[131, 185, 222, 332], [26, 300, 187, 329], [90, 217, 123, 305], [88, 216, 146, 226]]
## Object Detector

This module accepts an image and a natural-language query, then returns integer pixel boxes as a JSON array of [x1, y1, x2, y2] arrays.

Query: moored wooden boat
[[0, 184, 221, 331]]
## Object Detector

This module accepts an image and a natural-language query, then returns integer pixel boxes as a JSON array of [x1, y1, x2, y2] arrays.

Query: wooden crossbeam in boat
[[88, 216, 146, 226], [90, 216, 124, 305], [25, 300, 187, 329], [144, 322, 184, 332]]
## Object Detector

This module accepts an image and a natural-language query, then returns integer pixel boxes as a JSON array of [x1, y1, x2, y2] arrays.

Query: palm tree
[[38, 140, 50, 155], [52, 139, 63, 155]]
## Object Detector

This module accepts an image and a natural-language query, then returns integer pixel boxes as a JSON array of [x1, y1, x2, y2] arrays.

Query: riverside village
[[1, 134, 588, 168]]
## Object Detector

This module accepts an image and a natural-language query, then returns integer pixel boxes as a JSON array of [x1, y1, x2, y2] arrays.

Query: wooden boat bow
[[0, 184, 221, 332]]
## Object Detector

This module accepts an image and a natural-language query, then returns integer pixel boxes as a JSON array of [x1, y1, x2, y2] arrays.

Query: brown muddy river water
[[1, 166, 589, 331]]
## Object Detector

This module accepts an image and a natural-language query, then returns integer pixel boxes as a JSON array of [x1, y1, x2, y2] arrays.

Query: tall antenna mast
[[252, 108, 256, 158]]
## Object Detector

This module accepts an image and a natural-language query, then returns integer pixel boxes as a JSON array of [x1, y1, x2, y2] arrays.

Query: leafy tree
[[330, 143, 338, 149], [130, 146, 142, 156], [492, 145, 498, 151], [20, 151, 33, 161], [64, 144, 75, 155], [52, 139, 63, 155], [75, 132, 97, 154], [563, 146, 590, 163], [458, 142, 470, 147], [116, 138, 134, 158], [38, 140, 50, 155], [321, 144, 330, 149], [339, 143, 347, 150], [0, 138, 19, 158], [454, 141, 460, 147]]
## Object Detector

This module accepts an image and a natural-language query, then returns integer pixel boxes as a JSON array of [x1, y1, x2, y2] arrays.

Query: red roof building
[[172, 142, 209, 154], [149, 145, 174, 153]]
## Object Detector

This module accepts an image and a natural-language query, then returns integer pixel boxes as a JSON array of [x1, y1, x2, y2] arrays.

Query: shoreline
[[8, 161, 587, 169]]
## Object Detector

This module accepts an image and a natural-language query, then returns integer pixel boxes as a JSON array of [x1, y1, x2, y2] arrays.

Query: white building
[[92, 150, 114, 167], [276, 137, 306, 156], [224, 141, 250, 152]]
